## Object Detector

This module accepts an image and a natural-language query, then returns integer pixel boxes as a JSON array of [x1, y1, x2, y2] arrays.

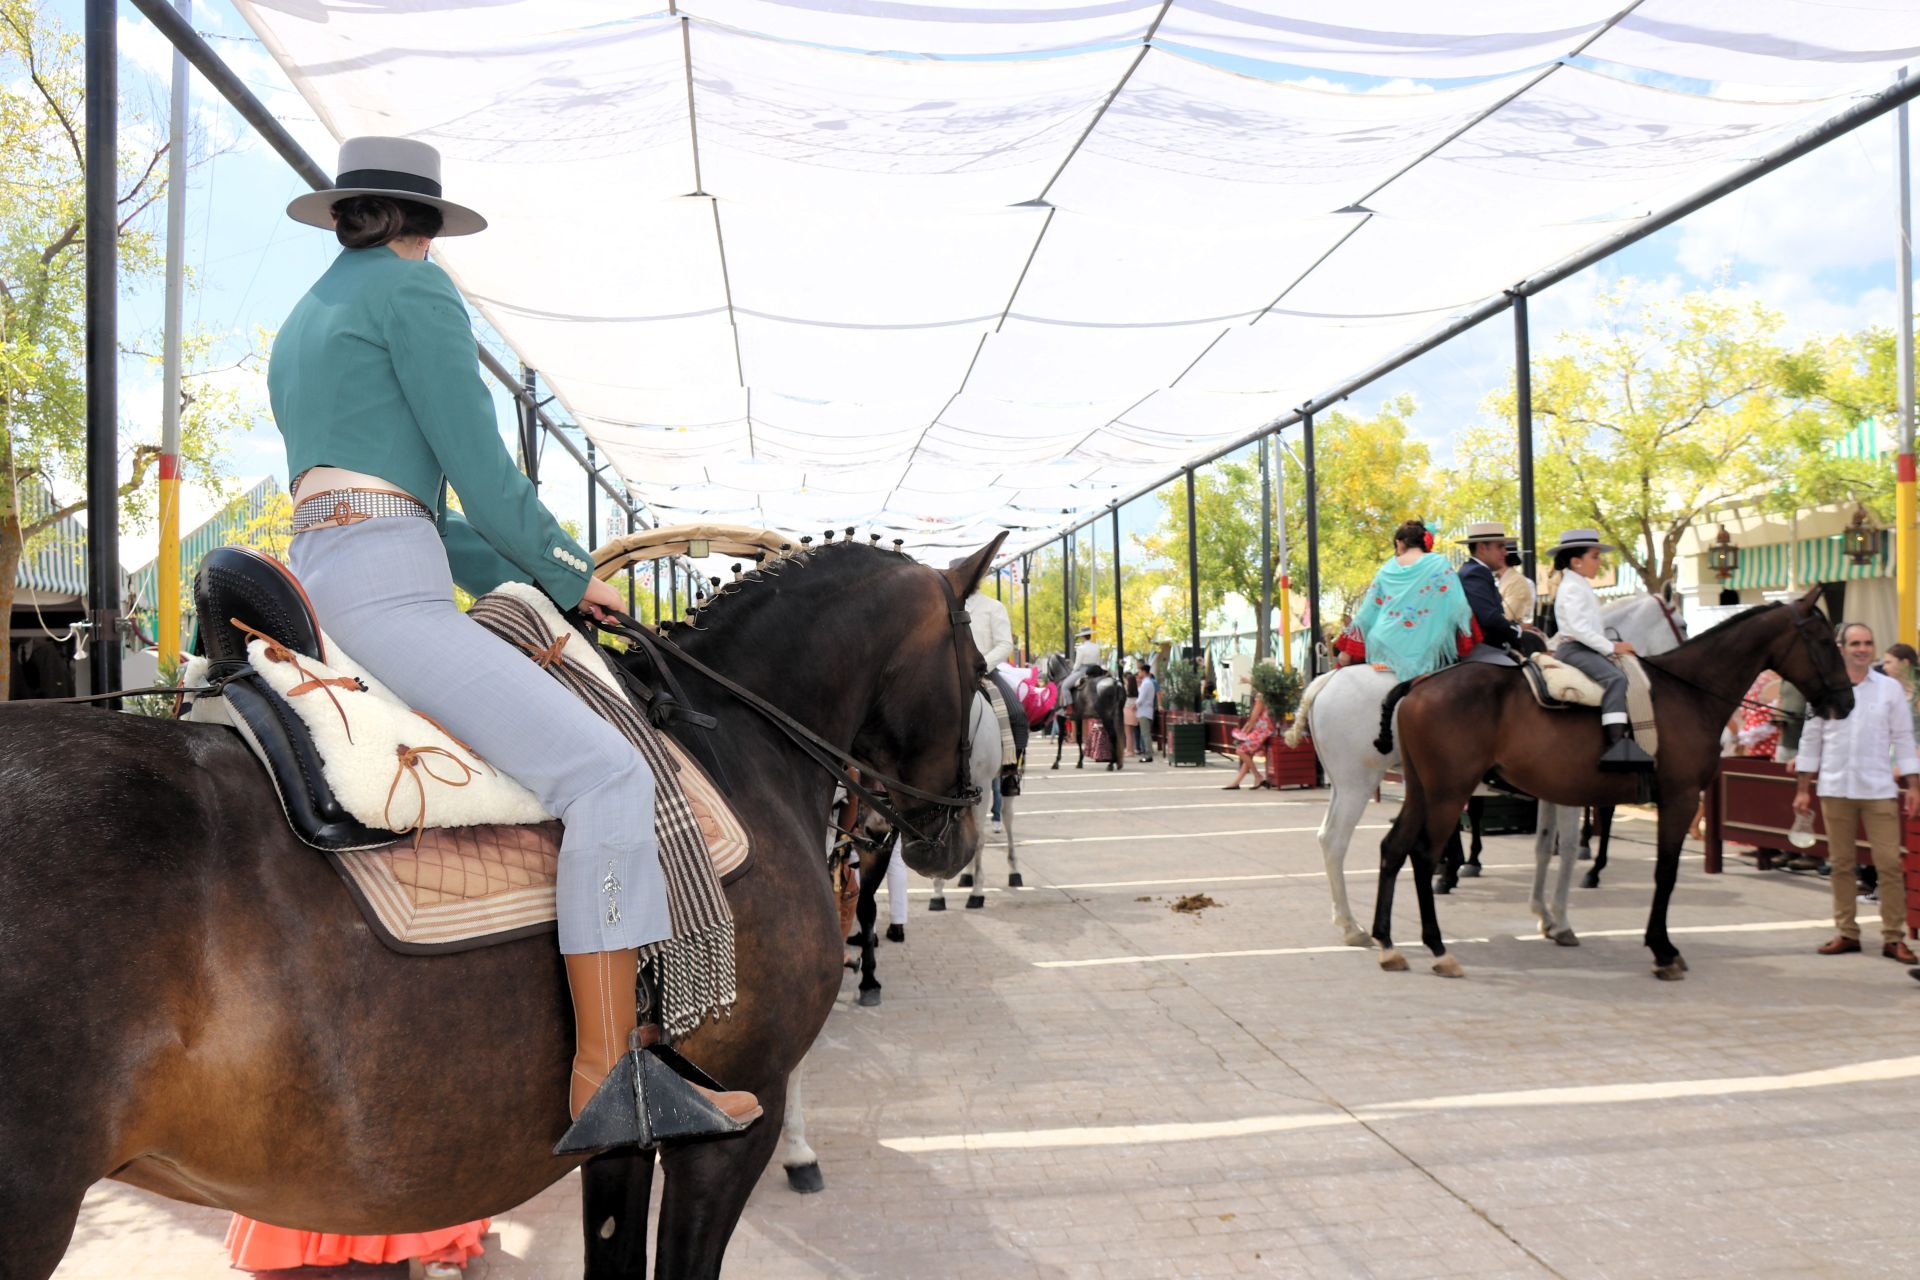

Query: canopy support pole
[[585, 440, 597, 563], [1258, 434, 1273, 662], [1514, 291, 1537, 602], [85, 0, 122, 704], [1276, 440, 1292, 671], [157, 0, 190, 675], [1021, 555, 1031, 664], [1062, 536, 1072, 659], [1303, 412, 1322, 677], [520, 365, 540, 488], [626, 508, 636, 614], [1112, 506, 1124, 664], [1185, 469, 1200, 667], [1899, 77, 1916, 650]]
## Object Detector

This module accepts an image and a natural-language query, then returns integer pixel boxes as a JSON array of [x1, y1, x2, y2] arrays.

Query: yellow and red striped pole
[[1898, 85, 1916, 649], [157, 2, 190, 673]]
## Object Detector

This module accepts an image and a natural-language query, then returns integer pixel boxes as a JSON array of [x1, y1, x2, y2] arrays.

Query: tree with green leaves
[[1, 2, 260, 699]]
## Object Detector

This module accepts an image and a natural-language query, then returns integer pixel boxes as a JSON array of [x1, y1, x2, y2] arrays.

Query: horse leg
[[1003, 796, 1023, 888], [1579, 805, 1595, 861], [1371, 793, 1422, 970], [0, 1170, 88, 1280], [1583, 804, 1616, 889], [1051, 717, 1064, 770], [779, 1063, 823, 1194], [1317, 776, 1375, 947], [1644, 790, 1697, 980], [855, 851, 886, 1005], [1431, 826, 1463, 895], [965, 840, 987, 910], [1462, 795, 1484, 875], [1075, 713, 1086, 770], [655, 1083, 791, 1280], [582, 1148, 658, 1278], [1407, 815, 1462, 977]]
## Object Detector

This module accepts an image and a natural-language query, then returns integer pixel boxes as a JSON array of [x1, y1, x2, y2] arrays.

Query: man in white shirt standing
[[1793, 621, 1920, 964]]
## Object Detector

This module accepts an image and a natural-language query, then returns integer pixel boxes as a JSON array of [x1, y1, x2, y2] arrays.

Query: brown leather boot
[[563, 950, 762, 1125], [564, 949, 640, 1119]]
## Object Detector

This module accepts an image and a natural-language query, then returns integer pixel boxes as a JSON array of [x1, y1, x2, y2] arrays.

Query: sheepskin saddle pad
[[184, 563, 748, 955], [1522, 652, 1658, 758]]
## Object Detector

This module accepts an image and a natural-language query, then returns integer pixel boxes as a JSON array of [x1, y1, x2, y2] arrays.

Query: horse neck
[[1654, 607, 1786, 724]]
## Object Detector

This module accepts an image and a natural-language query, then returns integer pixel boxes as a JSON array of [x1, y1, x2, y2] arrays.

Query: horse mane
[[1674, 600, 1782, 646], [661, 538, 917, 637]]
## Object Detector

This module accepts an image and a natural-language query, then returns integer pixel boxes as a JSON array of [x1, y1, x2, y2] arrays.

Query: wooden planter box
[[1264, 735, 1318, 789], [1170, 721, 1209, 767]]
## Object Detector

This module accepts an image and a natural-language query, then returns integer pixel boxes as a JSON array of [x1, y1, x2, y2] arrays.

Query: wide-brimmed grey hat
[[1455, 520, 1510, 545], [287, 137, 487, 237], [1075, 627, 1093, 639], [1551, 527, 1615, 555]]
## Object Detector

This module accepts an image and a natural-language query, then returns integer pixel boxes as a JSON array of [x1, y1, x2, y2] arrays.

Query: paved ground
[[54, 760, 1920, 1279]]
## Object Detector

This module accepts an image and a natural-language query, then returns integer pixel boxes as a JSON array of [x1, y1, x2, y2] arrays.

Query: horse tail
[[1285, 670, 1336, 747], [1374, 679, 1415, 756]]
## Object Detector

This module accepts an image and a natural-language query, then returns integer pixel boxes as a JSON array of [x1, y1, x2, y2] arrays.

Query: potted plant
[[1250, 661, 1304, 720], [1253, 661, 1315, 787], [1161, 657, 1203, 714]]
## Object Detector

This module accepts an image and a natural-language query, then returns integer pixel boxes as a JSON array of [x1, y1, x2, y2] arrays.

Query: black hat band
[[333, 167, 442, 199]]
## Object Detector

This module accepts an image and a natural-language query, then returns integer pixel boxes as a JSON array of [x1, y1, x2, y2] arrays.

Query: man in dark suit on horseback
[[1456, 521, 1542, 659]]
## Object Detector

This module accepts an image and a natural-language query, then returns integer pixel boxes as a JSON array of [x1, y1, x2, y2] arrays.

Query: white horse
[[931, 691, 1022, 911], [782, 692, 1006, 1193], [1286, 594, 1686, 948]]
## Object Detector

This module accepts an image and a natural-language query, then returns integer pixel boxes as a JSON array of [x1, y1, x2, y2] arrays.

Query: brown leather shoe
[[693, 1082, 763, 1124], [1816, 935, 1862, 955], [1882, 940, 1918, 964]]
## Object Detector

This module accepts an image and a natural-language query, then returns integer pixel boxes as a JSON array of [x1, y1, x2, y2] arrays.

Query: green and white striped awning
[[14, 478, 88, 599], [1828, 418, 1887, 461], [1721, 532, 1890, 590]]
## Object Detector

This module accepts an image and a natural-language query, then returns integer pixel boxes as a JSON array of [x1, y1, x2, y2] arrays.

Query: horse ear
[[942, 532, 1008, 600], [1796, 584, 1826, 616]]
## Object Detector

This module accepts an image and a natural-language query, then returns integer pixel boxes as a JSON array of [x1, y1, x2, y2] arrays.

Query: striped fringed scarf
[[467, 590, 735, 1040]]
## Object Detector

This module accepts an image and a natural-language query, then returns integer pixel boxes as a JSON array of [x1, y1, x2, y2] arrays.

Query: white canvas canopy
[[231, 1, 1920, 560]]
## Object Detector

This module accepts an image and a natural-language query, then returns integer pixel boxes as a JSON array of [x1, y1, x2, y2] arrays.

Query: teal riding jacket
[[268, 245, 593, 607]]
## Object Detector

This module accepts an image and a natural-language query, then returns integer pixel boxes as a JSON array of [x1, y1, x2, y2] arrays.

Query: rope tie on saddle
[[383, 743, 478, 847], [519, 633, 571, 670], [233, 618, 361, 743], [408, 708, 495, 774]]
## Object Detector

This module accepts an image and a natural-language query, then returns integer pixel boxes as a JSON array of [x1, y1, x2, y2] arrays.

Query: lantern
[[1707, 525, 1739, 582], [1843, 503, 1878, 567]]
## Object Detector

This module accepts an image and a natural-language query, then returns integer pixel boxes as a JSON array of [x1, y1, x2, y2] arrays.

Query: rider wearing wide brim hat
[[1454, 521, 1529, 658], [1065, 627, 1105, 698], [1548, 529, 1654, 772], [270, 136, 758, 1143]]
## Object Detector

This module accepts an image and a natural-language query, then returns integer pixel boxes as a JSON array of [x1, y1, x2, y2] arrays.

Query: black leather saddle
[[190, 547, 393, 853]]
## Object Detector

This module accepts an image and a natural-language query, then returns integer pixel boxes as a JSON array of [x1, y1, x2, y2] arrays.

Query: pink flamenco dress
[[225, 1214, 489, 1273]]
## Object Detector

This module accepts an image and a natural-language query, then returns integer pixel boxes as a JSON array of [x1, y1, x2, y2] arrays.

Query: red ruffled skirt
[[225, 1215, 489, 1271]]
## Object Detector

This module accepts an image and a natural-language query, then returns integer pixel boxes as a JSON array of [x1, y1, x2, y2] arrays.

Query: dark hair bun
[[1392, 519, 1427, 551], [332, 195, 445, 249]]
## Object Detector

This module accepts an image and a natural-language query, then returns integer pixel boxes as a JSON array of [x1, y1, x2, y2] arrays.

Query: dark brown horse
[[1372, 587, 1854, 980], [1043, 653, 1126, 772], [0, 536, 1003, 1280]]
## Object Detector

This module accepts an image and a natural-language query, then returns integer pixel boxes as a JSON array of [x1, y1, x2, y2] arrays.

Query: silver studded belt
[[291, 488, 433, 535]]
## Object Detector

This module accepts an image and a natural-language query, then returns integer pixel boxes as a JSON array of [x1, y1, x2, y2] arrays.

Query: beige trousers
[[1818, 796, 1909, 943]]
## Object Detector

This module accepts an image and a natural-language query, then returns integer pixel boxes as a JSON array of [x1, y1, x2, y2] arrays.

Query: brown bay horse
[[1371, 586, 1854, 981], [0, 536, 1003, 1279]]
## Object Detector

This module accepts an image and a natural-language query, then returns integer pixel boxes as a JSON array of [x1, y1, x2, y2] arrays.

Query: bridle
[[1650, 594, 1687, 648], [1640, 598, 1848, 718], [597, 567, 982, 851]]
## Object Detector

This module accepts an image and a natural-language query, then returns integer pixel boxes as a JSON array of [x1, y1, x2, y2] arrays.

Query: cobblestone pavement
[[54, 764, 1920, 1279]]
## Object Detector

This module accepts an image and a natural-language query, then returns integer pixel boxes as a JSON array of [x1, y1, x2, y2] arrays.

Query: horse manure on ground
[[1170, 893, 1219, 914]]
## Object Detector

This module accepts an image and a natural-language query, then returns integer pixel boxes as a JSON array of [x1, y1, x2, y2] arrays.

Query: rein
[[33, 681, 224, 706], [1637, 600, 1841, 720], [596, 571, 981, 850]]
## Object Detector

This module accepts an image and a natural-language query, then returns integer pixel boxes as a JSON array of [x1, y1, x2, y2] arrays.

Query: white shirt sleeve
[[974, 597, 1014, 669], [1885, 672, 1920, 777], [1793, 709, 1824, 776], [1551, 574, 1613, 653]]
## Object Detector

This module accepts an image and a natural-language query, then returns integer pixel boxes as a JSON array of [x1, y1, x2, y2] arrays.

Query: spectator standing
[[1123, 670, 1142, 759], [1792, 622, 1920, 963], [1135, 662, 1158, 763]]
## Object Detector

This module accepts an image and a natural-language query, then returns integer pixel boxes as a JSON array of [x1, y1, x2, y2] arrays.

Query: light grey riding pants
[[290, 516, 669, 954], [1553, 641, 1629, 726]]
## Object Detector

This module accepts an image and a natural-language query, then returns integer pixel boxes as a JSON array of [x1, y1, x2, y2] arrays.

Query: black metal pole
[[1021, 554, 1031, 663], [1111, 505, 1124, 664], [85, 0, 122, 703], [652, 553, 661, 624], [585, 440, 597, 562], [625, 508, 636, 614], [1514, 292, 1537, 592], [1258, 434, 1273, 661], [1303, 412, 1322, 676], [521, 365, 540, 489], [1062, 536, 1072, 658], [1185, 469, 1201, 665]]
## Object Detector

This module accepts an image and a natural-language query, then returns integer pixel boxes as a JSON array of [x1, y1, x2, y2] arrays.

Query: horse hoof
[[957, 874, 973, 888], [1552, 930, 1580, 947], [1577, 849, 1592, 861], [928, 898, 947, 913], [965, 895, 985, 910], [858, 988, 882, 1007], [1431, 878, 1452, 895], [885, 923, 905, 943], [785, 1162, 825, 1194], [1432, 954, 1465, 978], [1460, 864, 1481, 878], [1378, 949, 1409, 972], [1343, 930, 1372, 948], [1652, 961, 1687, 981], [1007, 873, 1024, 888], [1051, 763, 1059, 771], [1580, 872, 1601, 890]]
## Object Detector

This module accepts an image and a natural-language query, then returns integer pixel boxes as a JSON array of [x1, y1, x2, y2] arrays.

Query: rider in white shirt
[[952, 564, 1024, 797], [1064, 628, 1105, 699], [1547, 528, 1653, 772]]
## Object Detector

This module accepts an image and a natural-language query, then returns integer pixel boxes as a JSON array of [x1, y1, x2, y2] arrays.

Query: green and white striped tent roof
[[13, 477, 90, 601], [1722, 531, 1890, 590], [1828, 418, 1888, 461]]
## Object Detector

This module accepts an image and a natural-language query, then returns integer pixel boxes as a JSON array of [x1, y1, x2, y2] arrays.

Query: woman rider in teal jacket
[[271, 138, 757, 1136]]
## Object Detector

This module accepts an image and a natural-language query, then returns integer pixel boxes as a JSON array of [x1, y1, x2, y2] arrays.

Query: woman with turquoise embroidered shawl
[[1333, 519, 1474, 681]]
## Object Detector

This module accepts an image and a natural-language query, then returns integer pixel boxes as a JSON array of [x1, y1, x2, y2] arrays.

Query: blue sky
[[84, 1, 1920, 572]]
